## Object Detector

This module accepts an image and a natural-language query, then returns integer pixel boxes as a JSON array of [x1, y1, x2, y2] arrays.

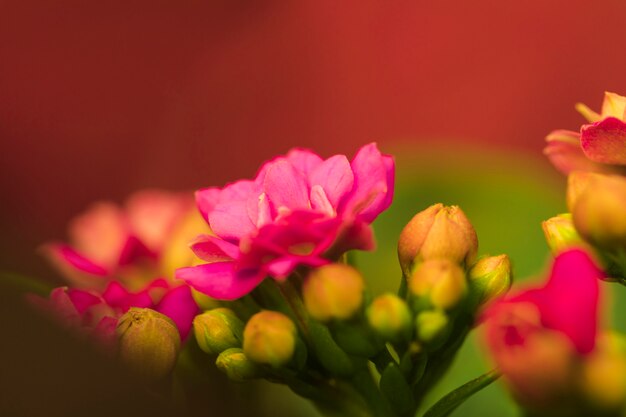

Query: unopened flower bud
[[415, 310, 449, 345], [243, 311, 297, 367], [468, 255, 512, 307], [409, 259, 467, 310], [116, 307, 181, 381], [566, 171, 601, 212], [366, 294, 412, 342], [571, 174, 626, 250], [398, 204, 478, 275], [216, 348, 261, 381], [542, 214, 588, 254], [303, 264, 364, 321], [194, 308, 244, 355]]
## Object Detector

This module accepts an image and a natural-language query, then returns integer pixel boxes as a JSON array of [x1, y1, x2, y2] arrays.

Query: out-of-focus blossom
[[482, 249, 603, 411], [567, 172, 626, 251], [41, 190, 205, 338], [545, 92, 626, 175], [177, 143, 394, 300], [29, 287, 118, 349]]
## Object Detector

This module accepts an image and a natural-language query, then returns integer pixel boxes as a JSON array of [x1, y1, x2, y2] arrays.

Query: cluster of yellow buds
[[183, 202, 511, 417]]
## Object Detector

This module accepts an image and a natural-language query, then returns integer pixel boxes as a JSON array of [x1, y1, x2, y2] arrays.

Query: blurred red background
[[2, 0, 626, 278]]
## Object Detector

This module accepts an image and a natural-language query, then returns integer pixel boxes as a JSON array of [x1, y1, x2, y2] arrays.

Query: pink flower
[[545, 92, 626, 175], [41, 190, 205, 338], [176, 143, 394, 300], [482, 249, 603, 408]]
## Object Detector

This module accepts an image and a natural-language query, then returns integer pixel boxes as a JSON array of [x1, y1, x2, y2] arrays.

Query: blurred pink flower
[[482, 249, 603, 408], [177, 143, 394, 300], [545, 92, 626, 175], [42, 190, 204, 338]]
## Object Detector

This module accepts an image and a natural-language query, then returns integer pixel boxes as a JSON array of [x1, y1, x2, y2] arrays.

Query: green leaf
[[0, 270, 52, 296], [422, 370, 500, 417]]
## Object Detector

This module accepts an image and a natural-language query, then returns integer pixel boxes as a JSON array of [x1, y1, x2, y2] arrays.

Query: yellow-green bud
[[216, 348, 261, 382], [581, 332, 626, 411], [571, 174, 626, 250], [193, 308, 244, 355], [398, 204, 478, 275], [243, 311, 297, 367], [116, 308, 180, 381], [366, 294, 412, 341], [303, 264, 364, 321], [415, 310, 449, 344], [542, 214, 588, 254], [468, 254, 512, 307], [409, 259, 467, 310]]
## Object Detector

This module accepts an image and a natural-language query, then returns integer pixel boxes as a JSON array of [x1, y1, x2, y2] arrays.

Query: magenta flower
[[176, 143, 394, 300], [545, 92, 626, 175], [41, 190, 204, 338], [482, 249, 603, 407]]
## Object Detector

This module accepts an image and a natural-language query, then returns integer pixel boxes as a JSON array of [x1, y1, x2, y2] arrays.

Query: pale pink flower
[[545, 92, 626, 175], [42, 190, 203, 338], [177, 143, 394, 300]]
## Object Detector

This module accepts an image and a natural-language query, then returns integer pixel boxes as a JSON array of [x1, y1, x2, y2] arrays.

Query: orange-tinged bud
[[542, 214, 588, 254], [409, 259, 466, 310], [468, 254, 512, 307], [566, 171, 604, 212], [398, 204, 478, 276], [116, 308, 181, 381], [303, 264, 364, 321], [572, 174, 626, 250], [243, 311, 297, 367], [366, 294, 412, 341]]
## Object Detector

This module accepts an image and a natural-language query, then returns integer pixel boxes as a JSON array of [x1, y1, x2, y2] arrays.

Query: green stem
[[274, 279, 312, 344]]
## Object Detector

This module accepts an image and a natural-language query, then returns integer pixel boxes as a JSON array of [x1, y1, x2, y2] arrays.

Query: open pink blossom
[[177, 143, 394, 300], [545, 92, 626, 175], [482, 249, 603, 407], [41, 190, 204, 338]]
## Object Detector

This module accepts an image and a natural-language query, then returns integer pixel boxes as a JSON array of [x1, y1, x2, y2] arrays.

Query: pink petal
[[310, 155, 354, 207], [208, 180, 261, 241], [209, 200, 258, 242], [190, 234, 239, 262], [345, 143, 395, 223], [544, 130, 614, 174], [285, 148, 324, 176], [539, 249, 602, 354], [195, 187, 221, 221], [68, 202, 129, 268], [67, 288, 103, 314], [126, 190, 192, 253], [102, 281, 153, 311], [117, 235, 156, 266], [42, 243, 109, 278], [156, 285, 199, 339], [176, 262, 265, 300], [263, 159, 310, 211], [580, 118, 626, 165]]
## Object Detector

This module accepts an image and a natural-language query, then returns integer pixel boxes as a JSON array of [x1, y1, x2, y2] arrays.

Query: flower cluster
[[26, 119, 626, 417], [33, 190, 204, 342]]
